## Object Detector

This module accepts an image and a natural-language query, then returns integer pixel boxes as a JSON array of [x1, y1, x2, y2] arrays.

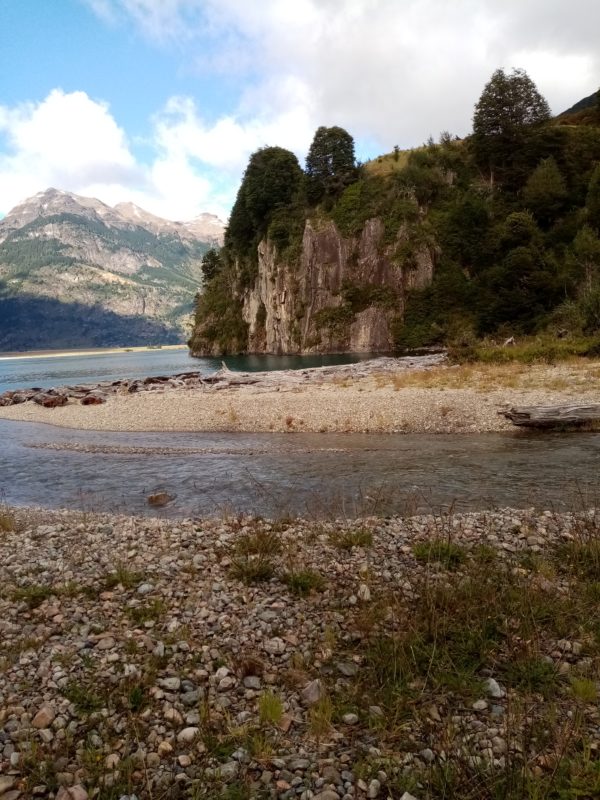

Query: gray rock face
[[237, 217, 437, 355]]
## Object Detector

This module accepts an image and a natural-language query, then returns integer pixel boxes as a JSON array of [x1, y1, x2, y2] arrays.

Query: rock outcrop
[[239, 216, 436, 355]]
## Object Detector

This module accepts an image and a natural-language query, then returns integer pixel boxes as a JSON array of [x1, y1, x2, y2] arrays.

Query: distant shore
[[1, 356, 599, 434], [0, 343, 187, 361]]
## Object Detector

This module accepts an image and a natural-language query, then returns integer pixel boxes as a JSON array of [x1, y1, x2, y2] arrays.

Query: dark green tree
[[522, 157, 567, 224], [472, 68, 551, 184], [586, 162, 600, 229], [574, 225, 600, 292], [225, 146, 303, 257], [305, 126, 357, 204], [200, 248, 222, 282]]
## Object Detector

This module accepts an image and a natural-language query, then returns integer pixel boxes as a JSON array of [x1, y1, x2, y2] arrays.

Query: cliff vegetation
[[190, 72, 600, 356]]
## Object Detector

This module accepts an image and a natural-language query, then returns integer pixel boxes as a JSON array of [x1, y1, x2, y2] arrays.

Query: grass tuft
[[283, 568, 325, 596]]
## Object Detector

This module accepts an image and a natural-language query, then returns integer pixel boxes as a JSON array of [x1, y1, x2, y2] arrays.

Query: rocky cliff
[[192, 216, 436, 356]]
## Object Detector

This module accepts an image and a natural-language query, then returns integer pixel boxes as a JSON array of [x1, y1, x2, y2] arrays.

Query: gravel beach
[[1, 357, 599, 434], [1, 506, 599, 799]]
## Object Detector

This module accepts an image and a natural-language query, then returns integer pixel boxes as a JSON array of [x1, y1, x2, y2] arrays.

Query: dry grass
[[363, 147, 419, 176], [372, 359, 600, 394]]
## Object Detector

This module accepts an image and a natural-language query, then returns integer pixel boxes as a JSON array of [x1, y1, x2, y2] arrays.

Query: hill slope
[[0, 189, 225, 351], [190, 98, 600, 357]]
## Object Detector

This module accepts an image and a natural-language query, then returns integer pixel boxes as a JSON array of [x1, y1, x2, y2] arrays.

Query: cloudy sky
[[0, 1, 598, 221]]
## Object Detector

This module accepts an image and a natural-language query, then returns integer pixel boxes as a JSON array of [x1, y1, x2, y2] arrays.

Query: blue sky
[[1, 0, 598, 221]]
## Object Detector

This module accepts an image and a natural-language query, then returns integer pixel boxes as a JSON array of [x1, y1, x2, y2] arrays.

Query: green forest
[[191, 70, 600, 358]]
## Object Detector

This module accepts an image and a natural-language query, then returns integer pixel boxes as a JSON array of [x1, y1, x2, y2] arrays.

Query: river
[[1, 420, 598, 518]]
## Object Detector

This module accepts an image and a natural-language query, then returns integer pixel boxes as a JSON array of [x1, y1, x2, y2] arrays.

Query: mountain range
[[0, 189, 225, 351]]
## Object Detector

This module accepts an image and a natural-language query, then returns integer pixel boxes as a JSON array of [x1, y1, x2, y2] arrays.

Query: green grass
[[230, 555, 275, 584], [258, 690, 283, 726], [125, 598, 166, 625], [235, 528, 282, 557], [10, 584, 53, 609], [62, 680, 104, 713], [451, 333, 600, 365], [413, 538, 467, 570], [329, 527, 374, 551], [283, 568, 325, 596], [102, 564, 145, 590]]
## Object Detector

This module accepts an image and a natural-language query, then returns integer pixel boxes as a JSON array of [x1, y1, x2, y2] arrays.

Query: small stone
[[178, 755, 192, 767], [243, 675, 261, 690], [484, 678, 506, 699], [96, 636, 115, 650], [301, 679, 324, 705], [336, 661, 358, 677], [105, 753, 120, 769], [420, 748, 434, 763], [264, 637, 286, 655], [177, 727, 199, 744], [313, 792, 340, 800], [400, 794, 419, 800], [137, 583, 154, 595], [473, 699, 488, 711], [358, 583, 371, 601], [32, 704, 56, 728], [368, 780, 381, 799], [219, 761, 239, 780], [342, 713, 359, 725], [57, 787, 88, 800], [0, 778, 15, 794], [160, 677, 181, 692], [157, 741, 173, 757]]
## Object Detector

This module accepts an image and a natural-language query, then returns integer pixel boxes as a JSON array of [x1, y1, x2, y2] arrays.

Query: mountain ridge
[[0, 188, 225, 351]]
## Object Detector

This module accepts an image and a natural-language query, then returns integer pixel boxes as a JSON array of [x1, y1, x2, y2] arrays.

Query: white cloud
[[5, 2, 599, 219], [86, 0, 600, 150], [0, 88, 312, 221]]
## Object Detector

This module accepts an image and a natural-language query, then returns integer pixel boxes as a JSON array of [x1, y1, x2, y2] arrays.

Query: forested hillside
[[190, 71, 600, 357]]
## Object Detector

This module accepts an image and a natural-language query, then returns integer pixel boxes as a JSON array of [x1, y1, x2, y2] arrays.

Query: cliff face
[[241, 217, 436, 354]]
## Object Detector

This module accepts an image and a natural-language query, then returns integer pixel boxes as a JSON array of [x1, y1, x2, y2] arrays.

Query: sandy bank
[[0, 358, 599, 434]]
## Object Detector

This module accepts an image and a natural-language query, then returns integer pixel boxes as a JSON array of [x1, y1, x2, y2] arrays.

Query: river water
[[1, 420, 598, 518], [0, 349, 375, 395]]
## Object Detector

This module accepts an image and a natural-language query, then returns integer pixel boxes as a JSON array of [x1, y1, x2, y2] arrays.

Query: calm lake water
[[1, 420, 598, 518], [0, 348, 375, 395]]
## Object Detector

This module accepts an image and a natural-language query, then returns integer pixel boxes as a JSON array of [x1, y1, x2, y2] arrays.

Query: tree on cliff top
[[305, 126, 357, 204], [225, 146, 303, 258], [472, 68, 551, 183]]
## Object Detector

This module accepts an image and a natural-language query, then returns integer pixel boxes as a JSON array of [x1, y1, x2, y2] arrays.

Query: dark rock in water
[[147, 492, 175, 507], [81, 394, 106, 405], [33, 393, 68, 408]]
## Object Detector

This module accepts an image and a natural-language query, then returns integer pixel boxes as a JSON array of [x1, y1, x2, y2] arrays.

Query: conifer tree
[[472, 68, 551, 183], [305, 126, 357, 204]]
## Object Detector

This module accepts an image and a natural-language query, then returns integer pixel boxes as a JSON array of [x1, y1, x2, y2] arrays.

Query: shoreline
[[0, 343, 187, 362], [0, 357, 599, 434]]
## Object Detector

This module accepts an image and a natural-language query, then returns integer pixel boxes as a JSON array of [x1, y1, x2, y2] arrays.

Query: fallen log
[[501, 404, 600, 429]]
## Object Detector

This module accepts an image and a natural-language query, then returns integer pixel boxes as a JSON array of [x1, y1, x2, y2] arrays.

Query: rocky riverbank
[[1, 506, 599, 799], [1, 356, 600, 434]]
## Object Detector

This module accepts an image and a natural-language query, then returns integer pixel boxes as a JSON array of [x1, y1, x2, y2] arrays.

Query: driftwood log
[[501, 404, 600, 429]]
